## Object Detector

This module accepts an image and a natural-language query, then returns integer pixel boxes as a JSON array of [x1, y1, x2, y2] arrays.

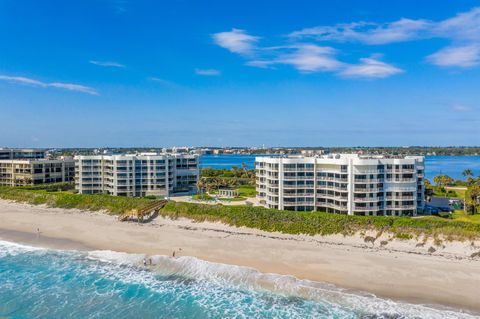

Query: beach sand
[[1, 199, 480, 313]]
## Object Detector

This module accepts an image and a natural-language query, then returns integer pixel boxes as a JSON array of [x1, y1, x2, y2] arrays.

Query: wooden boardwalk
[[118, 200, 168, 222]]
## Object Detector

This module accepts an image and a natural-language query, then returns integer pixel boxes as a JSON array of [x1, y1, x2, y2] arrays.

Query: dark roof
[[429, 196, 450, 207]]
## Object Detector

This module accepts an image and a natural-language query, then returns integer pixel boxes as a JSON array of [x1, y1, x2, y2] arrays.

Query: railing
[[354, 206, 381, 211], [355, 169, 384, 174], [354, 178, 384, 183], [319, 202, 348, 209], [354, 197, 380, 202], [317, 176, 348, 182], [318, 194, 348, 201], [283, 176, 314, 180], [386, 196, 415, 200], [385, 205, 416, 209], [386, 178, 416, 183], [318, 185, 348, 191], [354, 188, 382, 192], [283, 167, 315, 172]]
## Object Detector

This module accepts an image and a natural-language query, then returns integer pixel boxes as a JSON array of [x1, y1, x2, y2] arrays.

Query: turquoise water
[[0, 240, 477, 318], [200, 155, 480, 181]]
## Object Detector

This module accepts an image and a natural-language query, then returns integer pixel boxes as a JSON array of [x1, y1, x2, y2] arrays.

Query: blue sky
[[1, 0, 480, 147]]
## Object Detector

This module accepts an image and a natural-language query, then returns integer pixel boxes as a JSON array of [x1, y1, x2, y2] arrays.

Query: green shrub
[[2, 186, 480, 241], [0, 187, 155, 215], [159, 202, 480, 240]]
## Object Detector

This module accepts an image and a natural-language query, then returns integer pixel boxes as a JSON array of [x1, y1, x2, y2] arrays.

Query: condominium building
[[0, 148, 46, 160], [256, 154, 425, 216], [0, 158, 75, 186], [75, 153, 199, 197]]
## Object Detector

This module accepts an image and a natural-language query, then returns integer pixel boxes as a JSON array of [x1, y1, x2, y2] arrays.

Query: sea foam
[[1, 240, 478, 319]]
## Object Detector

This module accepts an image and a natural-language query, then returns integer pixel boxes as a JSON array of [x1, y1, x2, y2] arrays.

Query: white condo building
[[256, 154, 425, 216], [75, 153, 199, 197]]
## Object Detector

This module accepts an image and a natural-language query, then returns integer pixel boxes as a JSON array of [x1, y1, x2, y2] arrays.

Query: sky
[[1, 0, 480, 148]]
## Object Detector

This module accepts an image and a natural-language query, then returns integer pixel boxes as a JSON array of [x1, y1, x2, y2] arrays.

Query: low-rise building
[[0, 158, 75, 186], [75, 153, 199, 197], [0, 148, 46, 160], [256, 154, 425, 216]]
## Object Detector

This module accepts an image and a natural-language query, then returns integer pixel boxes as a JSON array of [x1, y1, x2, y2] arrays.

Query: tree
[[424, 179, 431, 189], [462, 169, 473, 179], [433, 175, 444, 190], [463, 169, 475, 185], [433, 175, 454, 197], [465, 183, 480, 215], [442, 175, 454, 187]]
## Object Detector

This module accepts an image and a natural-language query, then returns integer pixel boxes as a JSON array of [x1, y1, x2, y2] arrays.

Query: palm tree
[[424, 179, 431, 188], [463, 169, 474, 185], [433, 175, 442, 188], [463, 169, 473, 178]]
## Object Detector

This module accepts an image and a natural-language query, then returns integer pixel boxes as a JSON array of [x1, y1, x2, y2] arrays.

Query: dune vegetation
[[1, 184, 479, 241], [159, 202, 480, 241]]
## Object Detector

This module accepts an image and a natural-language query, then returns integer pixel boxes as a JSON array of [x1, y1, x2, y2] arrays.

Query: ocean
[[0, 240, 477, 318], [200, 154, 480, 181]]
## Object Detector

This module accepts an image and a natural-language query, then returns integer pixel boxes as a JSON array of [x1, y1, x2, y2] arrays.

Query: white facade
[[256, 154, 425, 216], [75, 153, 199, 197]]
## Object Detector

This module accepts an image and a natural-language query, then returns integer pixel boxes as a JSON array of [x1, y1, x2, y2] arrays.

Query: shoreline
[[1, 199, 480, 314]]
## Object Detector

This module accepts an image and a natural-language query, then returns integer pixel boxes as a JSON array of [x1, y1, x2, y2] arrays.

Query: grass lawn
[[451, 210, 480, 224], [237, 185, 256, 197], [446, 187, 466, 198], [192, 193, 213, 201], [430, 186, 467, 199], [218, 197, 247, 202]]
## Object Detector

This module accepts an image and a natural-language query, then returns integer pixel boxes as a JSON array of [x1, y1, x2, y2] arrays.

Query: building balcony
[[386, 178, 416, 183], [354, 188, 382, 193], [354, 206, 381, 211], [385, 205, 416, 209], [386, 196, 415, 200], [354, 178, 384, 183], [354, 197, 380, 202]]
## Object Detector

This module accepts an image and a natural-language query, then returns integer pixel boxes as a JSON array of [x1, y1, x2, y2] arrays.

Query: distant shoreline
[[1, 199, 480, 314]]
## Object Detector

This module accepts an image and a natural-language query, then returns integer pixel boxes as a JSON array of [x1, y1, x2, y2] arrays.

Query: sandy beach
[[1, 199, 480, 314]]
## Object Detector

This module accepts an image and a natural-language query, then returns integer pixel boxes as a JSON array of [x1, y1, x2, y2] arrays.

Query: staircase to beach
[[118, 200, 168, 223]]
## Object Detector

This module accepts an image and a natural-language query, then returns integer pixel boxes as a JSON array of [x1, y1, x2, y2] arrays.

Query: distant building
[[75, 153, 199, 197], [0, 148, 46, 160], [256, 154, 425, 216]]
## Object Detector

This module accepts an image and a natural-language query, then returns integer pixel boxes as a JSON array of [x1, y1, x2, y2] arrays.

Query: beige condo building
[[0, 149, 75, 186]]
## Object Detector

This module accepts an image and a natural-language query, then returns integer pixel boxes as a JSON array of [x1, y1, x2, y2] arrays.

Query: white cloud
[[0, 75, 99, 95], [451, 103, 472, 112], [290, 19, 431, 45], [288, 7, 480, 69], [212, 29, 259, 54], [214, 8, 480, 77], [427, 44, 480, 67], [247, 44, 343, 72], [89, 60, 126, 68], [289, 7, 480, 45], [340, 58, 403, 78], [195, 68, 221, 76], [0, 75, 45, 87], [435, 7, 480, 41]]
